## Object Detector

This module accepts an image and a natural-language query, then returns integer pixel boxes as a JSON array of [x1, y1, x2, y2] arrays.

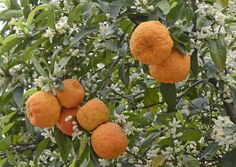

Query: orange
[[57, 107, 79, 136], [91, 122, 128, 160], [26, 91, 61, 128], [76, 98, 109, 131], [129, 21, 173, 65], [56, 79, 85, 108], [149, 48, 190, 83]]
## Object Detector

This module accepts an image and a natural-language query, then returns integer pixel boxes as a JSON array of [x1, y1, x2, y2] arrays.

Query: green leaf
[[58, 56, 71, 71], [175, 111, 184, 124], [34, 138, 50, 166], [143, 87, 159, 112], [0, 10, 22, 21], [167, 0, 185, 25], [200, 142, 220, 159], [23, 38, 47, 61], [79, 134, 89, 158], [216, 0, 229, 7], [71, 26, 98, 45], [183, 156, 200, 167], [1, 122, 15, 135], [141, 132, 161, 147], [151, 155, 167, 167], [69, 160, 76, 167], [170, 27, 189, 54], [4, 0, 20, 10], [230, 87, 236, 111], [118, 63, 130, 86], [31, 54, 48, 77], [222, 149, 236, 167], [27, 4, 52, 26], [160, 83, 177, 111], [191, 50, 198, 76], [0, 158, 7, 166], [20, 0, 30, 18], [208, 37, 227, 71], [54, 127, 72, 163], [110, 4, 121, 18], [0, 136, 11, 151], [1, 34, 23, 54], [24, 88, 38, 97], [182, 129, 201, 141], [47, 8, 55, 29], [13, 86, 24, 108], [101, 40, 118, 52], [0, 111, 16, 127], [157, 0, 171, 15], [6, 151, 16, 166]]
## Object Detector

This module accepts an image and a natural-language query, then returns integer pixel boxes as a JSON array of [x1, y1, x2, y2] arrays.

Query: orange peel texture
[[91, 122, 128, 160], [26, 91, 61, 128], [130, 21, 173, 65], [56, 79, 85, 108], [149, 48, 190, 83], [57, 107, 79, 136], [76, 98, 109, 131]]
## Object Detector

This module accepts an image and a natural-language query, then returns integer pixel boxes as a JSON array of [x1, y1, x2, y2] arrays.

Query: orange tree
[[0, 0, 236, 166]]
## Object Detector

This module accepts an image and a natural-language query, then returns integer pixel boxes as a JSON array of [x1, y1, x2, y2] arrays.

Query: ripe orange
[[149, 48, 190, 83], [76, 98, 109, 131], [129, 21, 173, 65], [57, 107, 79, 136], [56, 79, 85, 108], [91, 122, 128, 160], [26, 91, 61, 128]]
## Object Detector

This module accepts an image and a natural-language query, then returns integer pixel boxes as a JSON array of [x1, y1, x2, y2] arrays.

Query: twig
[[126, 150, 147, 164]]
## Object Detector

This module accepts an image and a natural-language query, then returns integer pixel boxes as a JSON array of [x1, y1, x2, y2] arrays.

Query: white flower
[[169, 118, 182, 135], [69, 23, 79, 35], [124, 121, 136, 135], [142, 0, 147, 6], [34, 76, 48, 88], [71, 49, 80, 56], [130, 73, 139, 80], [97, 63, 105, 70], [72, 131, 83, 140], [217, 135, 235, 151], [98, 159, 110, 167], [114, 112, 129, 124], [110, 83, 121, 92], [65, 115, 73, 122], [215, 12, 226, 25], [55, 16, 69, 34], [99, 22, 114, 39], [50, 0, 60, 6], [41, 129, 56, 143], [147, 5, 154, 11], [44, 28, 55, 43]]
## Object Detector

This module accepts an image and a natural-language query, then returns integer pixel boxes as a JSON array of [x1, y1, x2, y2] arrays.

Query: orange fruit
[[76, 98, 109, 131], [57, 107, 80, 136], [56, 79, 85, 108], [26, 91, 61, 128], [149, 48, 190, 83], [129, 21, 173, 65], [91, 122, 128, 160]]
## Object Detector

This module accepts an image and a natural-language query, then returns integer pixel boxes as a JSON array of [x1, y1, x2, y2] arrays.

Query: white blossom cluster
[[211, 116, 236, 151], [114, 111, 143, 135], [34, 76, 59, 94], [196, 1, 236, 67], [131, 0, 154, 13]]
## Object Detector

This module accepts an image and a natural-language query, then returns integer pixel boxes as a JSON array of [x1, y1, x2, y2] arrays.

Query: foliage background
[[0, 0, 236, 166]]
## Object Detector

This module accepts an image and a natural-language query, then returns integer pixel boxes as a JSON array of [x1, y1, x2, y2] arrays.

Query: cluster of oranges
[[130, 21, 190, 83], [26, 79, 128, 160]]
